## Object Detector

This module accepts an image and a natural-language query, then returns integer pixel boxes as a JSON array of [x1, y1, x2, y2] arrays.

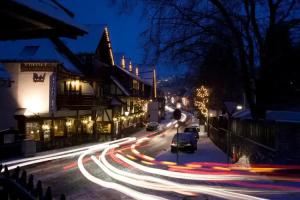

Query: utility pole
[[173, 109, 181, 165]]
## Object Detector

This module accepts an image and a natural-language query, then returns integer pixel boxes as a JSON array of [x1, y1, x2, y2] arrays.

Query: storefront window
[[97, 122, 111, 134], [42, 120, 51, 142], [81, 116, 93, 134], [66, 118, 76, 134], [26, 122, 40, 141], [54, 119, 65, 137]]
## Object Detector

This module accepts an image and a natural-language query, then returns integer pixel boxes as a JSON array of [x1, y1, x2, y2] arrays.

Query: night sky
[[61, 0, 187, 78]]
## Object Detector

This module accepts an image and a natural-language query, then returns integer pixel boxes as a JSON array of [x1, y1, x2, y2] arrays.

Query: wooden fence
[[0, 164, 65, 200]]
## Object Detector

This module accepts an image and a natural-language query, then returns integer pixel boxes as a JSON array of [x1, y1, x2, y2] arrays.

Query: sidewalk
[[156, 135, 229, 165]]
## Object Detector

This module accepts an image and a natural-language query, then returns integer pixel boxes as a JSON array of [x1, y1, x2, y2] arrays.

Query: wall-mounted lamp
[[124, 111, 129, 116]]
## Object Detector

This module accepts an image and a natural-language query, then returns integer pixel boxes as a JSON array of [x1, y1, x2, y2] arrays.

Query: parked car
[[171, 132, 197, 153], [146, 122, 159, 131], [184, 126, 200, 140]]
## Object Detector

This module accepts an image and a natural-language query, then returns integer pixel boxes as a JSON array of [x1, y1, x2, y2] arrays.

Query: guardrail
[[0, 164, 65, 200]]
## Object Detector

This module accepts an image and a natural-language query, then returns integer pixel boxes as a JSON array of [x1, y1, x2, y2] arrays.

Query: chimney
[[121, 55, 126, 69], [135, 66, 139, 76], [129, 61, 133, 72], [153, 68, 157, 98]]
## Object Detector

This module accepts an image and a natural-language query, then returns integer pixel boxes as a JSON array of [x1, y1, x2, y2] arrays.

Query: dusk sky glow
[[61, 0, 187, 78]]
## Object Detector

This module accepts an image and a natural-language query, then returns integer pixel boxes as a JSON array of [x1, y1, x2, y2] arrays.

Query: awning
[[0, 0, 86, 40], [0, 63, 10, 80]]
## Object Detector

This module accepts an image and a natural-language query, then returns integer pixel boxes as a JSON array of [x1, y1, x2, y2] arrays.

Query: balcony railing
[[56, 94, 96, 110]]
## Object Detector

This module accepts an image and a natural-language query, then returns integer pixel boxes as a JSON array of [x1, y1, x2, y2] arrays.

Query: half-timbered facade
[[0, 39, 97, 149], [62, 24, 152, 139]]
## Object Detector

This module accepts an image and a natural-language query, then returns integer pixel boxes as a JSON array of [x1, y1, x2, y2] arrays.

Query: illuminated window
[[54, 120, 64, 136], [25, 122, 40, 141], [133, 80, 139, 90]]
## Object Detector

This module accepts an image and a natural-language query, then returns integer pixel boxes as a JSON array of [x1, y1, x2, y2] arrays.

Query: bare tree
[[112, 0, 300, 119]]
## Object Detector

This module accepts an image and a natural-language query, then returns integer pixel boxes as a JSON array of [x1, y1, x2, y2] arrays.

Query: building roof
[[0, 39, 81, 74], [110, 97, 124, 106], [61, 24, 106, 54], [114, 52, 152, 86], [224, 101, 238, 115], [111, 76, 130, 96], [0, 0, 86, 40], [0, 63, 10, 79], [232, 109, 300, 123]]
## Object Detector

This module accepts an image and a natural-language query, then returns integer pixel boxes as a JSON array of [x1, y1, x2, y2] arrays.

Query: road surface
[[2, 112, 300, 200]]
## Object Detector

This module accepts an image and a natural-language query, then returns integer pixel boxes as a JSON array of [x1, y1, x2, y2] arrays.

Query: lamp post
[[173, 109, 181, 164]]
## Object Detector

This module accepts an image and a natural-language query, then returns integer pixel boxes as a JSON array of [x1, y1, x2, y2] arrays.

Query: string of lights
[[194, 86, 209, 117]]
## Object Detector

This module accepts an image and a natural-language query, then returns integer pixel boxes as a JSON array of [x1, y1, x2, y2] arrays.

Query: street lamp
[[236, 105, 243, 110], [173, 109, 181, 164], [124, 111, 129, 116]]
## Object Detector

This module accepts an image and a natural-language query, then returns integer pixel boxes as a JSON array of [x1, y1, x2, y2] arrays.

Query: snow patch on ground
[[155, 136, 228, 165]]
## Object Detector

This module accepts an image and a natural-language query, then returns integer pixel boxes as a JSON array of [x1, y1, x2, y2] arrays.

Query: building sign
[[33, 73, 46, 82], [21, 63, 56, 72], [49, 73, 57, 112]]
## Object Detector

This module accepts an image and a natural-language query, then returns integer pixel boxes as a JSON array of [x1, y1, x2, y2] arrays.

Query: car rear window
[[184, 128, 196, 132]]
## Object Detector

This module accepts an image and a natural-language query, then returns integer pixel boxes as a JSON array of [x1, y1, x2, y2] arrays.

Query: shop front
[[16, 111, 95, 151]]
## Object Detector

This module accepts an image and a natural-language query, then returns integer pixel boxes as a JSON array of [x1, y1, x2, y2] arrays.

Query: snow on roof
[[0, 63, 11, 79], [0, 39, 81, 74], [224, 101, 238, 115], [232, 109, 300, 123], [114, 52, 125, 67], [111, 76, 130, 96], [232, 109, 251, 119], [115, 64, 151, 86], [266, 111, 300, 123], [13, 0, 85, 32], [110, 97, 124, 106], [61, 24, 106, 54], [114, 52, 152, 86]]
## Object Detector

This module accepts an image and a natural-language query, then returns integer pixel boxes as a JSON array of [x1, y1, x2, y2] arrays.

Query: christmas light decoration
[[194, 86, 209, 117]]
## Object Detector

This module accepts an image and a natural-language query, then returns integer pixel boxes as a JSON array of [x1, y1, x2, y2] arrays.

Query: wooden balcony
[[56, 94, 96, 110]]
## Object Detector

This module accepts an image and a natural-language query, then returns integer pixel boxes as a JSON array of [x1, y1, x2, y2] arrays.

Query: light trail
[[116, 153, 254, 181], [77, 137, 168, 200], [93, 141, 267, 200], [2, 138, 131, 171], [4, 110, 299, 200], [97, 145, 195, 196]]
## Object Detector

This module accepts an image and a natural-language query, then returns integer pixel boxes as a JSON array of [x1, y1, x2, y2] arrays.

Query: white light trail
[[116, 154, 254, 181], [92, 142, 266, 200], [78, 138, 168, 200], [2, 138, 131, 171], [96, 146, 194, 196]]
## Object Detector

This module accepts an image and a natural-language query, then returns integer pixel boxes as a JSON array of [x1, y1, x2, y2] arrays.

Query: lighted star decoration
[[194, 86, 209, 117]]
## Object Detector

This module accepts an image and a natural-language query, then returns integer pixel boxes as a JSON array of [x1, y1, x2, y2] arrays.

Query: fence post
[[20, 170, 27, 187], [60, 194, 66, 200], [44, 186, 52, 200], [12, 166, 20, 180], [28, 174, 34, 193], [4, 166, 9, 177], [36, 180, 43, 199]]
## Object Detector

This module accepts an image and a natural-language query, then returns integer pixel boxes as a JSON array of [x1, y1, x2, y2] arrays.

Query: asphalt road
[[18, 127, 178, 199], [3, 118, 300, 200]]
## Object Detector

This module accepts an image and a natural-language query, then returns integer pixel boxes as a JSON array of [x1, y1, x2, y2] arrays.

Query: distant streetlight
[[171, 97, 175, 104], [236, 105, 243, 110], [125, 111, 129, 116]]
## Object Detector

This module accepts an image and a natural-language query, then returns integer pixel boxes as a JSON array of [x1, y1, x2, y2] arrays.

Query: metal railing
[[0, 164, 65, 200]]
